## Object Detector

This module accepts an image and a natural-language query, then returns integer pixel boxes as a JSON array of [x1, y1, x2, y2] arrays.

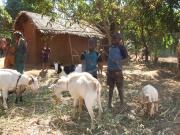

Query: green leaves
[[163, 34, 174, 49], [124, 0, 179, 60], [5, 0, 55, 19], [0, 5, 12, 37]]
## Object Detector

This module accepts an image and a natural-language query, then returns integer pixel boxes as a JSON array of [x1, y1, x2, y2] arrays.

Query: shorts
[[107, 70, 123, 86]]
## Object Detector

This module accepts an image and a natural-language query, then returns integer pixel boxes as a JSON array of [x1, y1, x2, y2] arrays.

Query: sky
[[0, 0, 2, 6], [0, 0, 5, 6]]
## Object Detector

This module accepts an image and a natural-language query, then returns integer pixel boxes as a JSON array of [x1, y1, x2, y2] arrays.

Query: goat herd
[[0, 64, 159, 129]]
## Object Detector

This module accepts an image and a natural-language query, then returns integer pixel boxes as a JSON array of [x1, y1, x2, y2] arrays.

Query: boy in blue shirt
[[81, 38, 100, 78], [107, 33, 128, 109]]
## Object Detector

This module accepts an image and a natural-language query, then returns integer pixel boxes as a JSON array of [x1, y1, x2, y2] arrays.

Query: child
[[42, 44, 51, 70], [107, 33, 128, 109], [81, 38, 100, 78]]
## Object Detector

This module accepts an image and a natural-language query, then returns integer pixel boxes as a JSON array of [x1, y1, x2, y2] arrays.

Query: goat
[[141, 84, 159, 117], [49, 72, 103, 129], [0, 69, 39, 109]]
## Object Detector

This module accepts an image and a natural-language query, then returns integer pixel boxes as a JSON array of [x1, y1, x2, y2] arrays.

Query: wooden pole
[[68, 34, 73, 64]]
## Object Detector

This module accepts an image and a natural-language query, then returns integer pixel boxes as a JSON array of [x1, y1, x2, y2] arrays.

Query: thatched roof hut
[[14, 11, 105, 65]]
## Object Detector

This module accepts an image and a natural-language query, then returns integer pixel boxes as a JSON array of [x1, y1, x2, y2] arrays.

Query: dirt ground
[[0, 57, 180, 135]]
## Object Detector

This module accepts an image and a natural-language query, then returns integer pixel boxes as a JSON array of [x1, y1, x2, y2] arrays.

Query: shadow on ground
[[0, 60, 180, 135]]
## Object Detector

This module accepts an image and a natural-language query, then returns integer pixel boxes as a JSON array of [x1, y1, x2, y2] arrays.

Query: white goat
[[142, 84, 159, 117], [0, 69, 39, 109], [50, 72, 103, 129], [74, 64, 82, 73]]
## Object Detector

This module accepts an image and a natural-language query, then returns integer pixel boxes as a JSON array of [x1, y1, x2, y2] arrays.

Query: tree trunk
[[107, 33, 111, 45], [141, 26, 149, 62], [101, 22, 111, 45], [176, 45, 180, 78], [144, 46, 149, 62], [153, 55, 159, 64], [135, 44, 138, 60]]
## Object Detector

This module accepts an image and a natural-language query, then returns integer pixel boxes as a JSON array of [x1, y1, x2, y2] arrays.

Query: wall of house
[[34, 33, 89, 65], [69, 35, 88, 64], [15, 19, 38, 65], [17, 21, 95, 66], [45, 34, 70, 65], [23, 20, 38, 65]]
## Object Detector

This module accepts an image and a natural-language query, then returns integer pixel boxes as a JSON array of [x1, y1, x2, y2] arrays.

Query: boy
[[107, 33, 128, 109], [81, 38, 100, 78]]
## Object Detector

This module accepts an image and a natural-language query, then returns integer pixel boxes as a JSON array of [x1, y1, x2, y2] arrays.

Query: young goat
[[142, 84, 159, 117], [49, 72, 103, 129]]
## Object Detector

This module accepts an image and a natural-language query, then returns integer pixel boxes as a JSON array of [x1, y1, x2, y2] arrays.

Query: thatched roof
[[14, 11, 105, 38]]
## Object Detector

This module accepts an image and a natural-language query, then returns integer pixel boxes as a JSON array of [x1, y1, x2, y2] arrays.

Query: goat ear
[[28, 77, 34, 85], [29, 79, 33, 85]]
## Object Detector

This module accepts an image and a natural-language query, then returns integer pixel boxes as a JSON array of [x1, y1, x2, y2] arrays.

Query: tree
[[176, 43, 180, 78], [5, 0, 55, 19], [56, 0, 128, 44], [0, 5, 12, 37], [124, 0, 179, 63], [5, 0, 34, 19], [4, 0, 179, 65]]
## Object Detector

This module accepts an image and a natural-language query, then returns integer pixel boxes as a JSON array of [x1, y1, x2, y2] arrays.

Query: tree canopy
[[55, 0, 179, 61], [0, 5, 12, 37], [1, 0, 179, 61]]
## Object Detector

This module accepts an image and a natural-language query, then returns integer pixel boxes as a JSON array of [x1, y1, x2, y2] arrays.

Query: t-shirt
[[15, 38, 27, 62], [81, 50, 99, 75], [107, 45, 128, 71]]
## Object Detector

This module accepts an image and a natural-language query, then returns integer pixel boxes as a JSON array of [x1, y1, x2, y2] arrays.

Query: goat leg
[[15, 95, 19, 104], [7, 91, 15, 102], [2, 90, 8, 109], [15, 91, 20, 104], [19, 95, 23, 102], [78, 97, 83, 114], [73, 99, 79, 119], [85, 97, 95, 129], [15, 87, 26, 103]]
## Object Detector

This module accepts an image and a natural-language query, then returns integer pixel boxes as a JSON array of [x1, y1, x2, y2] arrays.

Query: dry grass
[[0, 58, 180, 135]]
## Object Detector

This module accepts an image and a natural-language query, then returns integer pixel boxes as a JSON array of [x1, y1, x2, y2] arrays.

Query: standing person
[[14, 31, 27, 74], [81, 37, 99, 78], [4, 38, 16, 68], [107, 33, 128, 109], [42, 44, 51, 71]]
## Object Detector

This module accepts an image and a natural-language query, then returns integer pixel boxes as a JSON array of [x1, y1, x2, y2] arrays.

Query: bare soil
[[0, 57, 179, 135]]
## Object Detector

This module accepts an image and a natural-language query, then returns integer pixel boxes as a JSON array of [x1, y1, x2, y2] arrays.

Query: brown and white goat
[[0, 69, 39, 109], [142, 84, 159, 117]]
